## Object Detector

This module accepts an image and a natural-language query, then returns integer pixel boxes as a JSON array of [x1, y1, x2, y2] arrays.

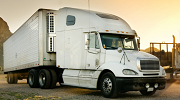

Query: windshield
[[100, 33, 138, 50]]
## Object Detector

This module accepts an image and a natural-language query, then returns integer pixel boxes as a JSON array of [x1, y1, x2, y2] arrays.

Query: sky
[[0, 0, 180, 50]]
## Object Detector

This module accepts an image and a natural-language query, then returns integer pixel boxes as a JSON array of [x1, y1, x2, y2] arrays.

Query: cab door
[[86, 32, 100, 69]]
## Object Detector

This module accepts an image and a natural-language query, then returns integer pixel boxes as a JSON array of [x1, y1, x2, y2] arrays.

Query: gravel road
[[0, 74, 180, 100]]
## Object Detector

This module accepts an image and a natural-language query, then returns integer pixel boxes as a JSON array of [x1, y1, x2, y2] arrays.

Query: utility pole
[[172, 35, 175, 69]]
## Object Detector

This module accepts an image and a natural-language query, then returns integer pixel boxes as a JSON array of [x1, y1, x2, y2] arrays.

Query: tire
[[49, 69, 57, 89], [7, 72, 14, 84], [13, 73, 18, 84], [39, 69, 51, 89], [100, 72, 118, 98], [140, 90, 156, 96], [28, 69, 39, 88]]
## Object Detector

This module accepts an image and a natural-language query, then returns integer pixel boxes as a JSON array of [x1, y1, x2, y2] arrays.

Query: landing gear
[[7, 72, 18, 84]]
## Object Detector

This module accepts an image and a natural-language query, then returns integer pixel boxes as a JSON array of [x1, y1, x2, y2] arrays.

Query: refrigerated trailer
[[3, 7, 166, 98]]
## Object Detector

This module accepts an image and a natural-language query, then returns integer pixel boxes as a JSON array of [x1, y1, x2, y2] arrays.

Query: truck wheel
[[7, 72, 14, 84], [39, 69, 51, 89], [100, 72, 118, 98], [140, 90, 156, 96], [13, 73, 18, 84], [49, 69, 57, 89], [28, 69, 39, 88]]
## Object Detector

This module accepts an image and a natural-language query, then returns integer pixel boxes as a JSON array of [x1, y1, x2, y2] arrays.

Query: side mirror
[[85, 34, 89, 50], [137, 37, 140, 50], [117, 47, 122, 53]]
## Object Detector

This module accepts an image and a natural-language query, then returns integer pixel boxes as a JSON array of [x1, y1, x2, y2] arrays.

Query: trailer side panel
[[3, 12, 39, 72]]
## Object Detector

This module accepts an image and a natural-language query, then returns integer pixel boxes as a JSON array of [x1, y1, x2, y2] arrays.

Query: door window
[[89, 33, 99, 49]]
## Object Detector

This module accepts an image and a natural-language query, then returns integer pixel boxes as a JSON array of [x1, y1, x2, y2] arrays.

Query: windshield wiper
[[110, 47, 118, 49], [104, 46, 118, 49]]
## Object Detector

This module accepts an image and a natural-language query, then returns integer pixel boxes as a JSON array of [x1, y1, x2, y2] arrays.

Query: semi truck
[[3, 7, 166, 98]]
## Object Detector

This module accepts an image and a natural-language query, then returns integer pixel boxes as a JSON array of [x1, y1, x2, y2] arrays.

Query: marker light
[[126, 32, 128, 33], [117, 31, 119, 33], [106, 30, 109, 32], [121, 31, 124, 33]]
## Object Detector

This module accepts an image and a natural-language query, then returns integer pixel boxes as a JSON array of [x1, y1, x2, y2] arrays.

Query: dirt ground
[[0, 72, 180, 100]]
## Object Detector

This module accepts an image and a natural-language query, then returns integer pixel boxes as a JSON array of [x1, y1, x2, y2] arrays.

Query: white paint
[[4, 7, 166, 89]]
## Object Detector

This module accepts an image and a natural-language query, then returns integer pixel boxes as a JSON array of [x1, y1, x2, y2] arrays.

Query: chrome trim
[[137, 57, 160, 72]]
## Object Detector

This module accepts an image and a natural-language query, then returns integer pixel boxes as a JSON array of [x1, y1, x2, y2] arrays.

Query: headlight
[[162, 69, 166, 75], [123, 69, 138, 75]]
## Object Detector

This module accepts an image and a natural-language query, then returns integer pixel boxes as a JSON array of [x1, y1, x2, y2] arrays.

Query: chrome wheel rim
[[39, 73, 45, 86], [102, 78, 112, 94]]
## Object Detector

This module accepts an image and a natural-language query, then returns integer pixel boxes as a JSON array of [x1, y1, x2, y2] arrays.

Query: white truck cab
[[56, 8, 166, 97], [3, 7, 166, 98]]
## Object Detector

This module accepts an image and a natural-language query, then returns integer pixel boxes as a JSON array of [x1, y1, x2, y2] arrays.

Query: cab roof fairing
[[57, 7, 134, 33]]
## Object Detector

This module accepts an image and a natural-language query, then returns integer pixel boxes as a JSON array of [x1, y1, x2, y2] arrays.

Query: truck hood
[[105, 50, 158, 61], [104, 50, 158, 70]]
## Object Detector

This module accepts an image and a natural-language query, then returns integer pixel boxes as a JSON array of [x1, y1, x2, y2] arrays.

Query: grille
[[140, 60, 160, 71], [46, 12, 55, 33], [49, 15, 55, 33], [49, 37, 53, 51], [48, 37, 54, 52], [143, 73, 159, 76]]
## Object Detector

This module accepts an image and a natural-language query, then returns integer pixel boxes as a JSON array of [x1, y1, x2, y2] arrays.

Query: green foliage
[[0, 92, 37, 100], [0, 91, 62, 100]]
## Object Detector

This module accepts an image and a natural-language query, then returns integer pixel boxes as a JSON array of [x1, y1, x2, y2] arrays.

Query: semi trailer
[[3, 7, 166, 98]]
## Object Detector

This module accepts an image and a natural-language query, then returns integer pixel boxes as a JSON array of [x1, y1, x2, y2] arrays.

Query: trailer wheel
[[13, 73, 18, 84], [39, 69, 51, 89], [7, 72, 14, 84], [49, 69, 57, 89], [100, 72, 118, 98], [140, 90, 156, 96], [28, 69, 39, 88]]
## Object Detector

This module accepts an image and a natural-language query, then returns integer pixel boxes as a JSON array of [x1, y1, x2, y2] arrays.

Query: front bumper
[[116, 77, 166, 92]]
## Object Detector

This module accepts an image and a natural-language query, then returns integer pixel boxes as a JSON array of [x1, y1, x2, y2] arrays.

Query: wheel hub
[[39, 74, 45, 86], [102, 78, 112, 94]]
